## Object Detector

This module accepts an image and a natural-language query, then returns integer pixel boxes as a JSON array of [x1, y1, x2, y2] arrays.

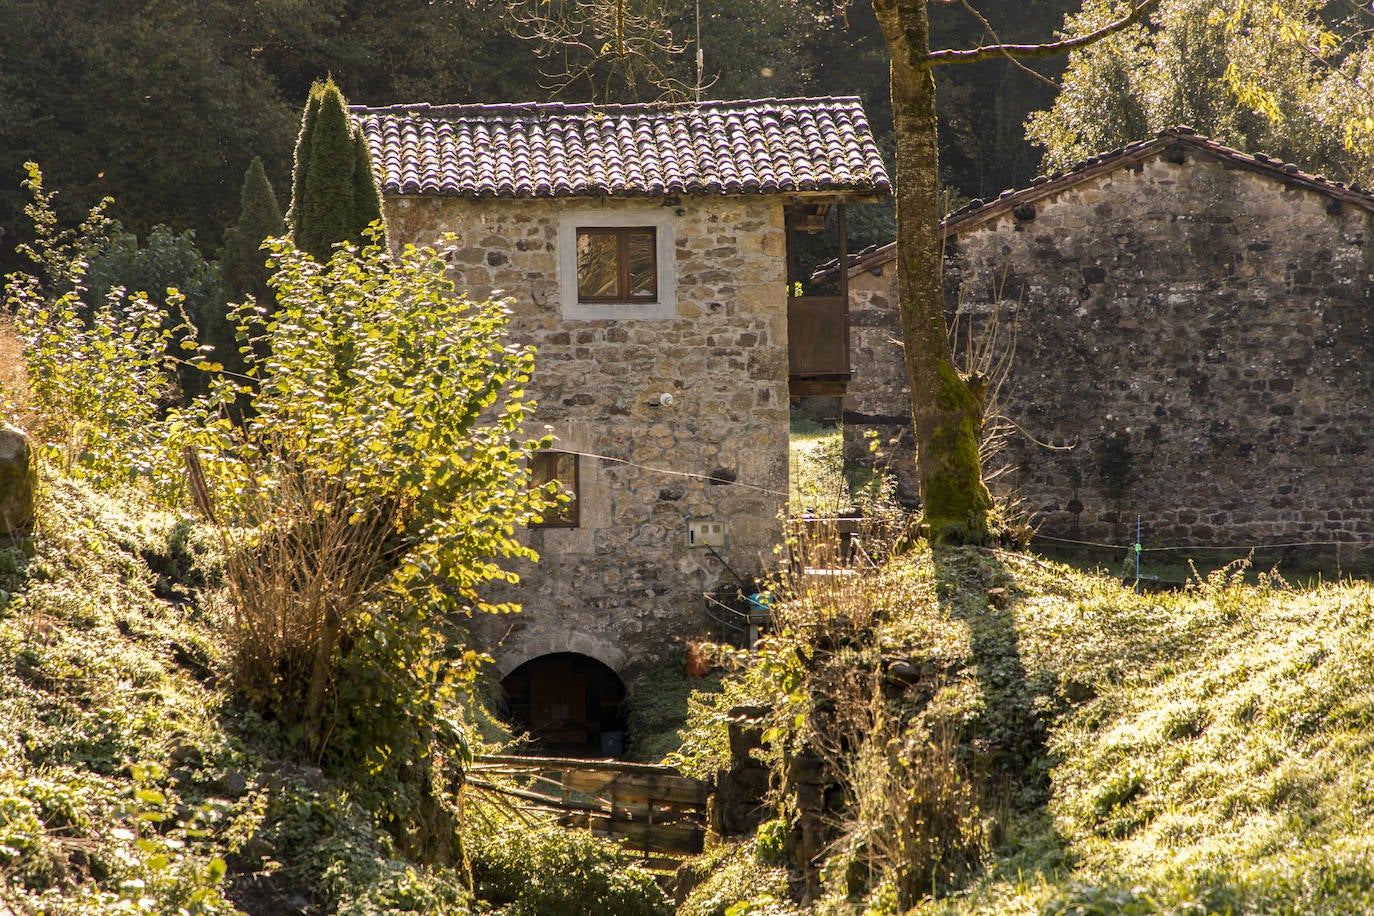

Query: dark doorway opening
[[500, 653, 628, 757]]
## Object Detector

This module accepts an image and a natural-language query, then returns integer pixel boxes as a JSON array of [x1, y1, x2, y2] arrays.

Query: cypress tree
[[288, 88, 322, 240], [353, 130, 384, 244], [218, 157, 286, 377], [289, 78, 385, 262], [222, 157, 284, 309]]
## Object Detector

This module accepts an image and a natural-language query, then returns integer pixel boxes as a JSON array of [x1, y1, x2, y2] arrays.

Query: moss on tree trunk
[[924, 360, 993, 544], [874, 0, 993, 545]]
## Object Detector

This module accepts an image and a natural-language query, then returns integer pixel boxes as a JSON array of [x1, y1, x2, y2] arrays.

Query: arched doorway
[[500, 653, 628, 757]]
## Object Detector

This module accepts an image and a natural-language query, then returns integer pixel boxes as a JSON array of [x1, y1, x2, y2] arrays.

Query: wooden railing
[[469, 755, 707, 865]]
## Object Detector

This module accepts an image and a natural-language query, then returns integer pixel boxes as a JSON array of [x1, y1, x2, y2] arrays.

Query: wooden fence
[[469, 755, 708, 866]]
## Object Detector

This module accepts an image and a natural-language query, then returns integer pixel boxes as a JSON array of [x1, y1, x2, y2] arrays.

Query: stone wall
[[842, 264, 919, 504], [385, 194, 790, 678], [845, 150, 1374, 557]]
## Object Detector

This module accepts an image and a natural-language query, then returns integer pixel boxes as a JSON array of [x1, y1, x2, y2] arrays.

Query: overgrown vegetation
[[672, 537, 1374, 914], [789, 414, 892, 517], [6, 289, 1374, 912], [0, 169, 663, 912], [0, 470, 674, 913]]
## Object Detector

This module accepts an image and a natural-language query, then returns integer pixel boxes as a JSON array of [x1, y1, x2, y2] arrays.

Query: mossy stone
[[0, 425, 35, 535]]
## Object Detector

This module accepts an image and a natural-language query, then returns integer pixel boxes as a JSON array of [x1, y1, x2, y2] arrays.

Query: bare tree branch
[[503, 0, 691, 100], [927, 0, 1162, 67], [955, 0, 1063, 90]]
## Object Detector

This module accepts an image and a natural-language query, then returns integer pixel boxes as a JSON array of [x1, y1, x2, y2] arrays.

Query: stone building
[[829, 128, 1374, 560], [354, 98, 888, 749]]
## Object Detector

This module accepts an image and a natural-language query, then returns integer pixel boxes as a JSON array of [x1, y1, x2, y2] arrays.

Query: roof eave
[[812, 129, 1374, 283]]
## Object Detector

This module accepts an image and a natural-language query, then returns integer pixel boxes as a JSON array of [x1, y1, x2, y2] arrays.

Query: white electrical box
[[688, 520, 727, 548]]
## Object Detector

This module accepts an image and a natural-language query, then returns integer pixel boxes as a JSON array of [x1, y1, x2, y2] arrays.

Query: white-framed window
[[558, 208, 676, 319]]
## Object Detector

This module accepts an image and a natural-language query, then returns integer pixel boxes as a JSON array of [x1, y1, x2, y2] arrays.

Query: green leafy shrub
[[9, 280, 188, 499], [4, 164, 192, 501], [676, 839, 793, 916], [179, 231, 549, 772], [467, 823, 670, 916]]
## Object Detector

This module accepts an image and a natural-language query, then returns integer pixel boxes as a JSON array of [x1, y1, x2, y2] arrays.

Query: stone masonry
[[841, 130, 1374, 558], [386, 194, 791, 678]]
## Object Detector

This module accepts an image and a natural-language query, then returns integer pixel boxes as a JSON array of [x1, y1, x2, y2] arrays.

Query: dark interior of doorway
[[500, 653, 628, 757]]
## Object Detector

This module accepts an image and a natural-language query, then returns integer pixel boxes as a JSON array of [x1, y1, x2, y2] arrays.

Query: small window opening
[[576, 227, 657, 303], [531, 450, 579, 528]]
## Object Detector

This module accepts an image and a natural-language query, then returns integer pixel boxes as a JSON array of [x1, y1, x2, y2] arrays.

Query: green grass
[[789, 418, 891, 516], [675, 544, 1374, 914], [15, 447, 1374, 915], [1035, 537, 1374, 588], [0, 473, 663, 915]]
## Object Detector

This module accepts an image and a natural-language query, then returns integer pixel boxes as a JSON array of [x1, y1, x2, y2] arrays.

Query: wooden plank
[[568, 813, 705, 855], [466, 778, 601, 815], [788, 295, 849, 377], [600, 818, 705, 855], [475, 754, 687, 777], [562, 770, 708, 807], [470, 755, 709, 857]]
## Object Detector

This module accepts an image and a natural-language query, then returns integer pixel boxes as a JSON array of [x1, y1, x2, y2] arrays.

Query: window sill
[[563, 300, 675, 321]]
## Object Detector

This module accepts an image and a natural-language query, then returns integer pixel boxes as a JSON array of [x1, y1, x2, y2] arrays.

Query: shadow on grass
[[932, 545, 1069, 871]]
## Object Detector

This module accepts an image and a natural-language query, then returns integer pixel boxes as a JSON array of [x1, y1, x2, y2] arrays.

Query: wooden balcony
[[788, 294, 850, 398]]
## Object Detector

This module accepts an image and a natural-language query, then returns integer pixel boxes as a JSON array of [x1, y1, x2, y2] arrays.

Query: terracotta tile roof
[[812, 127, 1374, 282], [351, 97, 890, 199]]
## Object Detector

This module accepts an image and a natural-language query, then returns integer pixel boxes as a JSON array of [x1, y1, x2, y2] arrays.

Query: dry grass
[[218, 465, 405, 761], [0, 315, 38, 432]]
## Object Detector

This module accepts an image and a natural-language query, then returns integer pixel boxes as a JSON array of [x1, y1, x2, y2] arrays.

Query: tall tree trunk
[[873, 0, 993, 545]]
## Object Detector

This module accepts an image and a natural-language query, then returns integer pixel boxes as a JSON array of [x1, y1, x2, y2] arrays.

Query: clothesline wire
[[1032, 532, 1371, 554], [551, 446, 1373, 553]]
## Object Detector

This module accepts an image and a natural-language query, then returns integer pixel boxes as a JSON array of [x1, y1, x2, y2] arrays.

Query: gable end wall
[[845, 151, 1374, 558]]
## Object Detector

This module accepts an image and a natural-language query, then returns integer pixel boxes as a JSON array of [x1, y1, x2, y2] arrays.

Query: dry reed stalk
[[218, 462, 406, 759]]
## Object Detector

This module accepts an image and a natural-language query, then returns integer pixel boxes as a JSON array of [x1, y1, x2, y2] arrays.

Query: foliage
[[673, 533, 1374, 914], [0, 0, 298, 276], [0, 470, 504, 913], [7, 163, 558, 878], [10, 162, 114, 298], [289, 78, 385, 262], [220, 158, 284, 304], [924, 0, 1079, 197], [0, 0, 1090, 288], [1027, 0, 1374, 184], [0, 478, 245, 914], [82, 223, 226, 400], [83, 226, 223, 333], [466, 822, 671, 915], [6, 275, 188, 501], [3, 168, 195, 501], [676, 838, 796, 916], [216, 156, 285, 376], [789, 419, 898, 518], [624, 646, 725, 762], [176, 232, 551, 828]]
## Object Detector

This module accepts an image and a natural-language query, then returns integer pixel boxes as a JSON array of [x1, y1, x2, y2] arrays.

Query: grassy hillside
[[0, 474, 669, 915], [938, 552, 1374, 914], [675, 545, 1374, 915], [8, 446, 1374, 915]]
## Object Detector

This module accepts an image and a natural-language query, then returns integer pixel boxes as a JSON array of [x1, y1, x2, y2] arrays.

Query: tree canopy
[[1028, 0, 1374, 183], [0, 0, 1090, 276]]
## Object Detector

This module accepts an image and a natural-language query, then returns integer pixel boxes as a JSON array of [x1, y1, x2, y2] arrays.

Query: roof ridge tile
[[354, 97, 888, 199]]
